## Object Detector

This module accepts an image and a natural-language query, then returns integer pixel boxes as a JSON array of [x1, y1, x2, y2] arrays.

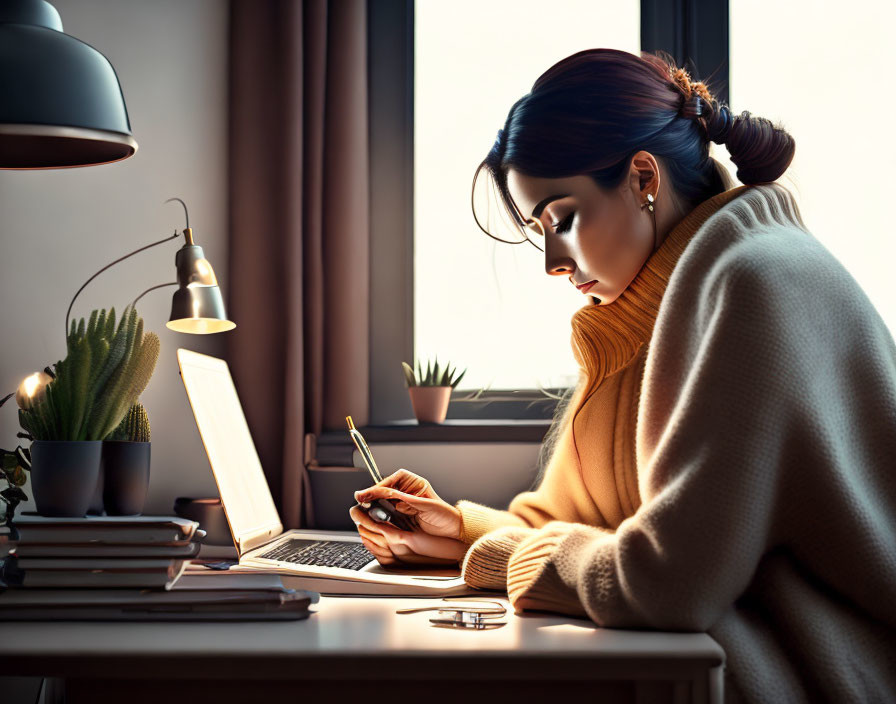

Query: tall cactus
[[19, 305, 160, 441]]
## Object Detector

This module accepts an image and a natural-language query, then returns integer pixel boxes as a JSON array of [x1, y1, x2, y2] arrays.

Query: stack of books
[[0, 515, 317, 620], [2, 515, 203, 589]]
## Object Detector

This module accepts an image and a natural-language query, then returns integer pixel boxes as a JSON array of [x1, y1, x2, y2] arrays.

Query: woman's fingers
[[349, 504, 381, 534], [356, 469, 433, 502], [360, 536, 397, 565], [350, 503, 394, 535], [356, 524, 389, 550], [393, 501, 417, 515], [354, 486, 439, 510], [350, 504, 406, 542]]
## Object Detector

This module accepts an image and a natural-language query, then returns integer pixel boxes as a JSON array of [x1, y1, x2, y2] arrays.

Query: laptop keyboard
[[259, 539, 375, 571]]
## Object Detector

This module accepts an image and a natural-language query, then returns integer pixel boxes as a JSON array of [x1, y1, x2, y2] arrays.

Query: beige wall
[[0, 0, 544, 527], [0, 0, 228, 515]]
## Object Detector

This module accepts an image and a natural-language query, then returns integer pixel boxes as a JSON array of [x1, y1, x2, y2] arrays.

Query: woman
[[349, 49, 896, 703]]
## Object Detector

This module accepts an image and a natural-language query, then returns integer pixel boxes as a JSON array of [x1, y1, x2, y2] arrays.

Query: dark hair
[[471, 48, 796, 245]]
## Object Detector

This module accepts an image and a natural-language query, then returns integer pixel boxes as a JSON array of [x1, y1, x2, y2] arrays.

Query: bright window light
[[414, 0, 640, 393], [726, 0, 896, 336]]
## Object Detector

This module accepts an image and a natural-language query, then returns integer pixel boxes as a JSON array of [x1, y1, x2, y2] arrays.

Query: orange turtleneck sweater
[[455, 184, 753, 592]]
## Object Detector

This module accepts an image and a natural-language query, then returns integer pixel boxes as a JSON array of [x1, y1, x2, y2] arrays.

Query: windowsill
[[317, 418, 551, 446]]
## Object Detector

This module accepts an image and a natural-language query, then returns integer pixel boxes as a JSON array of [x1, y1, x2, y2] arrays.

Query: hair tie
[[704, 103, 734, 145], [671, 70, 733, 145], [679, 93, 705, 119]]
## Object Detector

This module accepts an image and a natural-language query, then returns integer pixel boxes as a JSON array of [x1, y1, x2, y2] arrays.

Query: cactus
[[19, 305, 160, 441], [401, 356, 467, 388], [108, 402, 151, 442]]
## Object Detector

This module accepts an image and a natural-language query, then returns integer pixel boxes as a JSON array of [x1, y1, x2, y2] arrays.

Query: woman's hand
[[349, 468, 467, 567]]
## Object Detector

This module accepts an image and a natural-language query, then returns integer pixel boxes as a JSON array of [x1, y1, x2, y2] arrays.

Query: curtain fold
[[227, 0, 371, 528]]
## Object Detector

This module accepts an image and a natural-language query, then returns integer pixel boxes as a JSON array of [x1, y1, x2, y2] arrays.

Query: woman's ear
[[629, 150, 660, 201]]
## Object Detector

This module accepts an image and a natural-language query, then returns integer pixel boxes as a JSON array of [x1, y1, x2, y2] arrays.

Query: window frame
[[364, 0, 729, 433]]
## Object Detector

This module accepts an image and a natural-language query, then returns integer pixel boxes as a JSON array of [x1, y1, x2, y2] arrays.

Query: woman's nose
[[546, 260, 574, 277], [544, 236, 575, 277]]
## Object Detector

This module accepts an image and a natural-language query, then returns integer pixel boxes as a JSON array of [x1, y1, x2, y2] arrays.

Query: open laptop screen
[[176, 348, 282, 550]]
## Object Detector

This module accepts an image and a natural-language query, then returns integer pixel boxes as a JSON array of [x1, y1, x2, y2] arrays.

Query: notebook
[[10, 515, 202, 545], [176, 348, 474, 597]]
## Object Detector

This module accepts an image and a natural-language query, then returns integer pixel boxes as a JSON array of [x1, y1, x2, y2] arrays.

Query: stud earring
[[641, 193, 655, 212]]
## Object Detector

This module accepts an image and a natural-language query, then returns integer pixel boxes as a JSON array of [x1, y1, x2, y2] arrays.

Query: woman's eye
[[552, 212, 575, 234]]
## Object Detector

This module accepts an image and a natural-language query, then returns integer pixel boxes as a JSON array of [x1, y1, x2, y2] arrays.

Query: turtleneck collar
[[569, 184, 753, 394]]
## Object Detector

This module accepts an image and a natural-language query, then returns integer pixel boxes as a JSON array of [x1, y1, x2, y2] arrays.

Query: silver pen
[[345, 416, 413, 530], [346, 415, 383, 483]]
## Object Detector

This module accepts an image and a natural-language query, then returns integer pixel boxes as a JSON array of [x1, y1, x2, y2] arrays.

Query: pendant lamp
[[0, 0, 138, 168]]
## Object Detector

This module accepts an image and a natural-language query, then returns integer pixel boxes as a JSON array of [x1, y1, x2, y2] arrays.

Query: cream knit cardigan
[[455, 184, 896, 703]]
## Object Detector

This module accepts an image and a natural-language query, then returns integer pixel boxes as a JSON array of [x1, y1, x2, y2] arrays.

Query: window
[[413, 1, 641, 395], [367, 0, 727, 428], [725, 0, 896, 334]]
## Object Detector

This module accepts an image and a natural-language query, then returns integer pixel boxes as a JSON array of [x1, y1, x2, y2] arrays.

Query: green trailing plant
[[108, 402, 151, 442], [401, 356, 467, 388], [0, 391, 32, 532], [18, 305, 161, 442]]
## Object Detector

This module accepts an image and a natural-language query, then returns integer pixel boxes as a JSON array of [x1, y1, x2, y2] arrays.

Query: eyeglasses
[[521, 216, 546, 253], [396, 596, 507, 630]]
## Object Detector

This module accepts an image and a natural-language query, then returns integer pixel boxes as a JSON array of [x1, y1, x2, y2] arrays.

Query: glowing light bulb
[[16, 371, 53, 410]]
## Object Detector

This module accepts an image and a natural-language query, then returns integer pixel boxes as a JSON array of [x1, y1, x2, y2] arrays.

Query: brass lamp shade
[[0, 0, 138, 168], [166, 238, 235, 334]]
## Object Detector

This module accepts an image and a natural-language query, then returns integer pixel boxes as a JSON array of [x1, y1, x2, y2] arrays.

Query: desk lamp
[[65, 198, 236, 336], [0, 0, 138, 168]]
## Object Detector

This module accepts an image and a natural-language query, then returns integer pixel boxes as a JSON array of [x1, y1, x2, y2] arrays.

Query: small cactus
[[108, 402, 151, 442]]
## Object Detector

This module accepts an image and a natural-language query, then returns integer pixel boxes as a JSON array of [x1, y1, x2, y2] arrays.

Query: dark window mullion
[[641, 0, 730, 104]]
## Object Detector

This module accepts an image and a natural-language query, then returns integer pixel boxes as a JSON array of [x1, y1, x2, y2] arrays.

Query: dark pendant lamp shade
[[0, 0, 138, 168]]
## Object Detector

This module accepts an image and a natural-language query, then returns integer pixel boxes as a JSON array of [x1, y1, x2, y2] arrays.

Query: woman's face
[[506, 152, 663, 306]]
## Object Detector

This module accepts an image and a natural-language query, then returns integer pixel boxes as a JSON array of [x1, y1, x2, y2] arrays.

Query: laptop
[[176, 348, 472, 596]]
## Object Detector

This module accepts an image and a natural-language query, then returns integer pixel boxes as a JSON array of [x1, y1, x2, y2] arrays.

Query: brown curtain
[[227, 0, 370, 528]]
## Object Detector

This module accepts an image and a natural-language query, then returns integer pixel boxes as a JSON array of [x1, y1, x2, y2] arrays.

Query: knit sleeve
[[455, 499, 531, 545], [453, 451, 581, 545], [454, 378, 610, 546], [501, 246, 833, 629], [454, 465, 602, 547], [459, 525, 538, 590]]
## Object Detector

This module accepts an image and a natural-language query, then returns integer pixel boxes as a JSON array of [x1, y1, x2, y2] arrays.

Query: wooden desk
[[0, 595, 726, 704]]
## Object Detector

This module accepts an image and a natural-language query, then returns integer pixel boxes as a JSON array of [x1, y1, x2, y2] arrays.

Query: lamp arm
[[165, 197, 189, 230], [132, 281, 177, 309], [65, 231, 182, 339]]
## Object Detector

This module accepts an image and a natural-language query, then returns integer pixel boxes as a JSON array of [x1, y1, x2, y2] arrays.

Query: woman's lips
[[576, 280, 597, 294]]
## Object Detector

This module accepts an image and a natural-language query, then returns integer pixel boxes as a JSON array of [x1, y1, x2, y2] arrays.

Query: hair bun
[[725, 109, 796, 184], [676, 74, 794, 184]]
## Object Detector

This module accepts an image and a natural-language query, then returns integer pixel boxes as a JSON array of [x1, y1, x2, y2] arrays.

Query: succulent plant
[[401, 356, 467, 388], [108, 402, 151, 442], [18, 305, 160, 441]]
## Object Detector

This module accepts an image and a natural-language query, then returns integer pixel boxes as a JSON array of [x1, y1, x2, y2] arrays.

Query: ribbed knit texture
[[455, 183, 896, 704]]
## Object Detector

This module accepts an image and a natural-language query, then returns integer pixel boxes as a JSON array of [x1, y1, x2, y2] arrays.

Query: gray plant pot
[[87, 461, 105, 515], [30, 440, 103, 517], [101, 441, 151, 516]]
